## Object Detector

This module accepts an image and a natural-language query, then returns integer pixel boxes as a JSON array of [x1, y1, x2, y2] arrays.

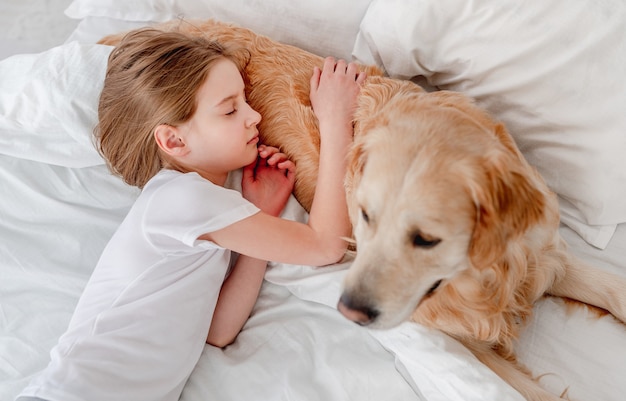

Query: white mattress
[[1, 2, 625, 401]]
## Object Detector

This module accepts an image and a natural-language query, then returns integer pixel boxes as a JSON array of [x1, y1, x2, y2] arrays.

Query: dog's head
[[339, 90, 547, 329]]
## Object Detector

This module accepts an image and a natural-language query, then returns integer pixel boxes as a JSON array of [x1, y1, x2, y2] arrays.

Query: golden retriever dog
[[100, 20, 626, 401]]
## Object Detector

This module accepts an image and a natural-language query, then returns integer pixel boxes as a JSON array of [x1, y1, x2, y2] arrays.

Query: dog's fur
[[100, 20, 626, 401]]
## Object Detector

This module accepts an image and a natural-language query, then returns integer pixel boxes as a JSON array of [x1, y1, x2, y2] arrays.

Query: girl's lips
[[248, 135, 259, 145]]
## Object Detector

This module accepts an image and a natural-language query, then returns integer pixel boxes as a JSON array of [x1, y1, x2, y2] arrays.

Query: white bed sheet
[[1, 3, 625, 401]]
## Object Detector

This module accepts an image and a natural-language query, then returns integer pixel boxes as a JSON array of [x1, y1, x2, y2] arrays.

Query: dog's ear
[[468, 124, 547, 268]]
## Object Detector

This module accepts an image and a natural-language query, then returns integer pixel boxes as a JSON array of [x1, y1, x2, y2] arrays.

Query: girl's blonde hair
[[96, 27, 247, 188]]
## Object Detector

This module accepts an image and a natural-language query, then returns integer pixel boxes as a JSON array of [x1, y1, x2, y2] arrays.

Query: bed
[[1, 1, 625, 400]]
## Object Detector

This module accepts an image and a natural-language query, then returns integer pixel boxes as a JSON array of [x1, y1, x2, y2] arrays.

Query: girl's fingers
[[346, 62, 358, 77], [277, 160, 296, 173], [258, 145, 269, 158], [242, 158, 258, 181], [266, 152, 291, 166], [322, 57, 336, 76], [356, 71, 367, 84], [347, 62, 367, 84], [310, 66, 321, 92], [334, 59, 347, 73], [277, 160, 296, 180], [258, 145, 279, 159]]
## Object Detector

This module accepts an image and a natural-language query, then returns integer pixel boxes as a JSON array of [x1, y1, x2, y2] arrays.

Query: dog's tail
[[464, 341, 568, 401]]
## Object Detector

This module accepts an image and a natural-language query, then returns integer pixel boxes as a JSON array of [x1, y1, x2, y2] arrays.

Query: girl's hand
[[309, 57, 367, 135], [242, 145, 296, 217]]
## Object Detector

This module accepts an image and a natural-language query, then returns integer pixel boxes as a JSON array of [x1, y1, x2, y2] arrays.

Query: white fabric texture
[[66, 16, 149, 45], [18, 170, 259, 401], [0, 0, 78, 60], [353, 0, 626, 249], [0, 42, 111, 167], [65, 0, 373, 60], [1, 4, 626, 401]]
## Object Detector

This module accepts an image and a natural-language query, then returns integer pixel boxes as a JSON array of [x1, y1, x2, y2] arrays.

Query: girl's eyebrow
[[214, 87, 246, 107], [214, 94, 237, 107]]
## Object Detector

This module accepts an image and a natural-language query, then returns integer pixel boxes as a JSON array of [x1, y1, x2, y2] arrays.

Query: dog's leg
[[548, 256, 626, 324], [464, 342, 566, 401]]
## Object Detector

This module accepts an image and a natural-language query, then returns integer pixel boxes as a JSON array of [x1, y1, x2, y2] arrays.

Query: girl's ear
[[154, 124, 188, 157]]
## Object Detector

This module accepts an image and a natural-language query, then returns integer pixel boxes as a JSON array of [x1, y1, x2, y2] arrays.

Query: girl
[[18, 28, 365, 401]]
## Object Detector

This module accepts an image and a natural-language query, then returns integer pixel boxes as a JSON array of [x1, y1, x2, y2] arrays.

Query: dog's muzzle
[[337, 293, 379, 326]]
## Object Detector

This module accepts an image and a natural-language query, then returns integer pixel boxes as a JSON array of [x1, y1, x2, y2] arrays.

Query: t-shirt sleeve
[[143, 173, 260, 250]]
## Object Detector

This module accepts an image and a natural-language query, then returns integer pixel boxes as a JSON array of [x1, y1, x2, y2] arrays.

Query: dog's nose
[[337, 293, 379, 326]]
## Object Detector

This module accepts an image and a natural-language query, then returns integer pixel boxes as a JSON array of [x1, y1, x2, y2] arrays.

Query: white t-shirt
[[18, 169, 260, 401]]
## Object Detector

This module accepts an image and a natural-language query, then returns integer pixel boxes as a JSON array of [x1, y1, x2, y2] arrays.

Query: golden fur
[[100, 20, 626, 401]]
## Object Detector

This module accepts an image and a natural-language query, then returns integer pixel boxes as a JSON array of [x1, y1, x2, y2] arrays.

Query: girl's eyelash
[[225, 96, 246, 115]]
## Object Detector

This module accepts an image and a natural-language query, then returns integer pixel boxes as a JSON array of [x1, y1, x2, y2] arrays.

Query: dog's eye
[[426, 279, 443, 296], [411, 232, 441, 248], [360, 209, 370, 224]]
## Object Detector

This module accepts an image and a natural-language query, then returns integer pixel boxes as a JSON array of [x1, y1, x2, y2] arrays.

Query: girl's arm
[[207, 146, 295, 347], [206, 254, 267, 347], [306, 57, 364, 260], [202, 58, 366, 266]]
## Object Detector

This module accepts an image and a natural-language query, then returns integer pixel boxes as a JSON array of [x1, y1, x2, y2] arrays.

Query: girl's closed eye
[[225, 109, 237, 116]]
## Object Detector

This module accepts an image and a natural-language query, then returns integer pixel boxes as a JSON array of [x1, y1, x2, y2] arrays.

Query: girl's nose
[[246, 103, 262, 127]]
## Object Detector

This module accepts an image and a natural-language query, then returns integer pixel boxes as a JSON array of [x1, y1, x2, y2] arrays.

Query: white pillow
[[65, 0, 373, 60], [353, 0, 626, 249], [0, 42, 112, 167]]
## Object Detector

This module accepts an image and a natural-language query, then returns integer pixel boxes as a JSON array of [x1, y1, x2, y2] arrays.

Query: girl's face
[[176, 57, 261, 184]]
